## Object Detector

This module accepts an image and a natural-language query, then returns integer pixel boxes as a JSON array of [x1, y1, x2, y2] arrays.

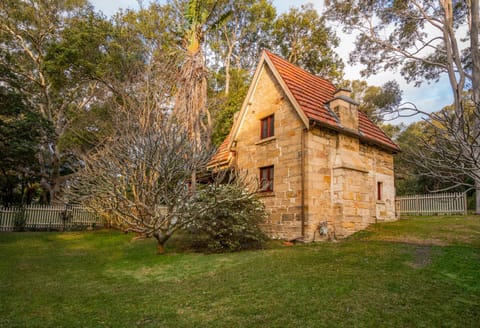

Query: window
[[260, 166, 274, 192], [377, 182, 383, 201], [261, 114, 274, 139]]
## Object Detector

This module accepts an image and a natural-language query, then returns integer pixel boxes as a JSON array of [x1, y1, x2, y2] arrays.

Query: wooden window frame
[[260, 166, 274, 192], [260, 114, 274, 139]]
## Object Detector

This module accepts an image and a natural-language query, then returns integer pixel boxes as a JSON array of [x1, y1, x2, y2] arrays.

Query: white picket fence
[[0, 204, 102, 231], [396, 192, 467, 215]]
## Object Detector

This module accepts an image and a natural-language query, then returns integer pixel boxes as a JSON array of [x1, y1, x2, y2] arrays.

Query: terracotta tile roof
[[264, 51, 399, 152], [264, 50, 339, 127], [358, 111, 399, 151], [207, 131, 233, 168], [210, 51, 399, 166]]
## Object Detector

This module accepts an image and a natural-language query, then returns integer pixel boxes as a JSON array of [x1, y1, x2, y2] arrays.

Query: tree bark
[[157, 241, 166, 254], [154, 233, 169, 254], [469, 0, 480, 214]]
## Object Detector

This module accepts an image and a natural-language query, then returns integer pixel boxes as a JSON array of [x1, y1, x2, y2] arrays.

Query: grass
[[0, 216, 479, 327]]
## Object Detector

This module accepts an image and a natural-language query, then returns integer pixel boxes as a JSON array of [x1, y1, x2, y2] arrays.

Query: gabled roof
[[264, 50, 338, 127], [263, 51, 399, 152], [209, 51, 399, 167], [208, 131, 233, 168]]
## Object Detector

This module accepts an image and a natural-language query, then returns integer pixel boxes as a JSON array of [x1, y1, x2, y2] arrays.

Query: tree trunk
[[475, 178, 480, 215], [191, 170, 197, 195], [469, 0, 480, 214], [157, 241, 166, 254], [224, 42, 233, 95], [154, 233, 169, 254]]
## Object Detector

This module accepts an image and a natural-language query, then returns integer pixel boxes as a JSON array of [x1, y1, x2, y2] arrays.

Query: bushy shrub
[[13, 208, 26, 232], [188, 182, 268, 253], [467, 193, 476, 211]]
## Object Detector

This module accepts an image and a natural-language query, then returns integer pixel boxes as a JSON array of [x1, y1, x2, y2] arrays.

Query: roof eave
[[359, 135, 401, 154], [308, 119, 400, 154]]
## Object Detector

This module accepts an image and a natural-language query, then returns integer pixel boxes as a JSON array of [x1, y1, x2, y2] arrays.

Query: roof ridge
[[263, 50, 336, 90]]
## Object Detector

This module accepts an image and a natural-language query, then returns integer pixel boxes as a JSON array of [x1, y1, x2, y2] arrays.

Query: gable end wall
[[234, 65, 305, 239]]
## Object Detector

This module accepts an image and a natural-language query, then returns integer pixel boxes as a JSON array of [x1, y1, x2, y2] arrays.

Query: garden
[[1, 216, 479, 327]]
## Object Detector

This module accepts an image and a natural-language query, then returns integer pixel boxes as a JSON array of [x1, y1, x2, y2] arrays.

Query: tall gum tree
[[273, 3, 344, 81], [326, 0, 480, 213], [208, 0, 276, 95], [0, 0, 113, 202]]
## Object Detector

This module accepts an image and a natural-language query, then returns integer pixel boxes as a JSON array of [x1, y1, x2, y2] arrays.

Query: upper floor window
[[260, 166, 274, 192], [261, 114, 274, 139]]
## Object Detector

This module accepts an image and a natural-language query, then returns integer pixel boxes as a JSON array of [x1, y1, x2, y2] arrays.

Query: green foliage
[[44, 10, 116, 87], [211, 69, 249, 145], [467, 193, 476, 211], [0, 0, 117, 202], [13, 208, 26, 232], [57, 104, 114, 154], [340, 79, 403, 123], [394, 121, 435, 195], [0, 79, 53, 205], [188, 181, 268, 252], [393, 115, 474, 196], [208, 0, 276, 81], [272, 3, 344, 81]]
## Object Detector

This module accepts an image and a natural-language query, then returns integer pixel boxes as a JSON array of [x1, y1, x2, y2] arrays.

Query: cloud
[[91, 0, 139, 17]]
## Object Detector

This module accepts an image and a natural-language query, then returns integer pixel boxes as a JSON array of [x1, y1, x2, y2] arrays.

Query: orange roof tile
[[358, 111, 399, 151], [264, 50, 339, 127], [207, 132, 233, 168]]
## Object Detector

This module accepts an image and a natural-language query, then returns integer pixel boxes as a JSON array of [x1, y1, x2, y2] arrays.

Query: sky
[[89, 0, 454, 125]]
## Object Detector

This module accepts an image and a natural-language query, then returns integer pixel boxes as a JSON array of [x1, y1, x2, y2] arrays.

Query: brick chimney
[[327, 88, 359, 131]]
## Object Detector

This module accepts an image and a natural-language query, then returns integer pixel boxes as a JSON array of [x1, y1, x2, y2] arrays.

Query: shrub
[[13, 208, 26, 232], [188, 182, 268, 253]]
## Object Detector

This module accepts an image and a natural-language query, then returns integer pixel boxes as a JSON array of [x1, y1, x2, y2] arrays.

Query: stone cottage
[[209, 50, 400, 241]]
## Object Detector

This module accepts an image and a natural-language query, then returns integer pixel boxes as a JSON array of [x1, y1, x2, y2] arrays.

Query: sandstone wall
[[234, 65, 305, 239], [233, 65, 397, 241], [303, 128, 336, 240], [302, 129, 396, 239]]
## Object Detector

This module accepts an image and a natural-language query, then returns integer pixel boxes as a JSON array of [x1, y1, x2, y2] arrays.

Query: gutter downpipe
[[300, 124, 309, 239]]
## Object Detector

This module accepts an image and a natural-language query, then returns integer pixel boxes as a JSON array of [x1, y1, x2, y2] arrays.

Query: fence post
[[415, 195, 420, 215]]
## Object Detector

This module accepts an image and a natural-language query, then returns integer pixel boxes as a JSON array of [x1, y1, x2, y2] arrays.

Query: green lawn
[[1, 216, 479, 327]]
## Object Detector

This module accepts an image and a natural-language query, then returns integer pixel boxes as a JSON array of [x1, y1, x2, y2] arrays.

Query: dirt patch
[[406, 245, 439, 269], [373, 236, 449, 247], [413, 245, 431, 268]]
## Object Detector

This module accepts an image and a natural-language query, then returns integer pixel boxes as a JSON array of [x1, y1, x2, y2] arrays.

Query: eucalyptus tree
[[272, 3, 344, 81], [208, 0, 276, 95], [341, 80, 403, 124], [0, 0, 116, 202], [0, 72, 53, 205], [326, 0, 480, 213]]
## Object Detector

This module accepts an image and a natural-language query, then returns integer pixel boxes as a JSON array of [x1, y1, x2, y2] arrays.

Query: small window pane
[[260, 115, 274, 139], [377, 182, 383, 201], [261, 120, 269, 139], [269, 115, 274, 136], [260, 166, 274, 192]]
